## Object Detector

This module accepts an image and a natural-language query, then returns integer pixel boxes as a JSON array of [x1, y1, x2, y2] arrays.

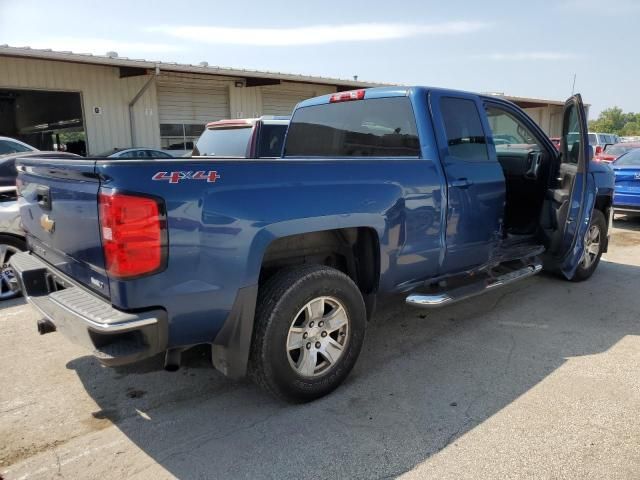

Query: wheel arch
[[212, 222, 383, 380]]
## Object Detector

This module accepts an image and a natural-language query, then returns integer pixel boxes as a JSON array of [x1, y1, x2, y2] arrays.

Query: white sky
[[2, 0, 638, 117]]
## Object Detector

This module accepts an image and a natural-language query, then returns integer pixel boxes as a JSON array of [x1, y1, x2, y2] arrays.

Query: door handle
[[451, 178, 473, 188]]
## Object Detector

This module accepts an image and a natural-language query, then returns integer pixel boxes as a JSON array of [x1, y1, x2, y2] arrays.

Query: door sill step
[[406, 262, 542, 309]]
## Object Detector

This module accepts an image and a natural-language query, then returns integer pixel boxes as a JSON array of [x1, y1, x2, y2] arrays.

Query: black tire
[[249, 265, 366, 402], [570, 209, 606, 282], [0, 234, 27, 300]]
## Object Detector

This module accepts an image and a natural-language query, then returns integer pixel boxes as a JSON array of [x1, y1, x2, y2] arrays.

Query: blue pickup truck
[[10, 86, 614, 402]]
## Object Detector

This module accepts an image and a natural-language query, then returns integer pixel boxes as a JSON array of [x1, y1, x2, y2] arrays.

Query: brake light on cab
[[329, 89, 366, 103], [98, 191, 167, 279]]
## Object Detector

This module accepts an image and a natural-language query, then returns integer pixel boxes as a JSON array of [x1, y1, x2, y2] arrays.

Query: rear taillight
[[329, 89, 366, 103], [99, 191, 167, 279], [595, 146, 603, 155]]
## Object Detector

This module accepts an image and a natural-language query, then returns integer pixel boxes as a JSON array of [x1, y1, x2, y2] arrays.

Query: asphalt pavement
[[1, 218, 640, 480]]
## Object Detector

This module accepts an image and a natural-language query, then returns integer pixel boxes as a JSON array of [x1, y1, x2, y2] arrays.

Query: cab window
[[485, 106, 542, 149], [285, 97, 420, 157], [440, 97, 488, 161]]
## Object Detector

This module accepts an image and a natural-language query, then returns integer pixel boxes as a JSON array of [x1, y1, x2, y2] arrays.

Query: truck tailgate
[[17, 158, 109, 297]]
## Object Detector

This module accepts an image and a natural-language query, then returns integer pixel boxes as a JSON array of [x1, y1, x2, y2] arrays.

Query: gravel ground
[[1, 218, 639, 480]]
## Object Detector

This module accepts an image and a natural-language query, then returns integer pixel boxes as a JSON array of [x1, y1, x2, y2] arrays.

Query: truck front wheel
[[249, 265, 366, 402], [570, 209, 607, 282]]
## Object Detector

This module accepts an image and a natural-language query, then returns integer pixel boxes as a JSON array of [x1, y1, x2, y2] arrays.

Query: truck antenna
[[571, 73, 577, 95]]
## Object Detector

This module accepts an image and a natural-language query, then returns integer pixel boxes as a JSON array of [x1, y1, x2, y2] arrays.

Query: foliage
[[589, 107, 640, 136]]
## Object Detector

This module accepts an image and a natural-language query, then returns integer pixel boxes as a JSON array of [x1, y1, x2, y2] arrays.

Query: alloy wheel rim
[[0, 244, 20, 300], [581, 224, 601, 269], [286, 296, 350, 378]]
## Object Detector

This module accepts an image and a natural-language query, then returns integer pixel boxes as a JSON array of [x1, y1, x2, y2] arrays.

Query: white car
[[0, 186, 24, 300], [0, 136, 38, 155], [589, 132, 619, 155]]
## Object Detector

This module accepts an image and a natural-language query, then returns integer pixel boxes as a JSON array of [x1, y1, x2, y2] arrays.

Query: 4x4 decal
[[152, 170, 221, 184]]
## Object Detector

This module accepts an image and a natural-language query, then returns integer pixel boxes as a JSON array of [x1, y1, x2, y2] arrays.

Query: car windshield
[[615, 149, 640, 167], [193, 127, 253, 157], [604, 144, 633, 156]]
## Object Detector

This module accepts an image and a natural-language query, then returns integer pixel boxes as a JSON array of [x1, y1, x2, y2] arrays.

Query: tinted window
[[563, 104, 582, 165], [0, 140, 32, 154], [148, 150, 172, 158], [115, 150, 148, 159], [615, 150, 640, 166], [193, 127, 253, 157], [285, 97, 420, 157], [256, 124, 287, 158], [0, 159, 17, 186], [440, 97, 488, 161]]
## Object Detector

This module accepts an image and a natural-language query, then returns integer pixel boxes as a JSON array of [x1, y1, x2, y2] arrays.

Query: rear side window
[[256, 124, 287, 158], [0, 140, 31, 154], [440, 97, 488, 161], [588, 134, 597, 144], [193, 127, 253, 157], [285, 97, 420, 157]]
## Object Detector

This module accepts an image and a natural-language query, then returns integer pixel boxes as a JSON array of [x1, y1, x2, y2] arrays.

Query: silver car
[[0, 151, 81, 299], [0, 186, 24, 300]]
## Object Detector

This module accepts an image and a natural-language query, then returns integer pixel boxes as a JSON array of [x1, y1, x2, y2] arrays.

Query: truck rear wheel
[[249, 265, 366, 402]]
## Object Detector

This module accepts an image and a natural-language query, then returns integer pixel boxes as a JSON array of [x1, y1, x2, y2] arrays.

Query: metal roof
[[0, 45, 573, 106], [0, 44, 384, 89]]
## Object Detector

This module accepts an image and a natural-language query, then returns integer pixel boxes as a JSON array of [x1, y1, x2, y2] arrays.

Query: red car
[[594, 142, 640, 162]]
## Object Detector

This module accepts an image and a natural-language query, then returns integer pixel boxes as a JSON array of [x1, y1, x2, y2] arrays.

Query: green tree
[[589, 107, 640, 136], [620, 121, 640, 136]]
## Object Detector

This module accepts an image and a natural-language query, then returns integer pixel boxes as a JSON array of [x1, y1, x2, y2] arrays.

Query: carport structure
[[0, 45, 571, 155]]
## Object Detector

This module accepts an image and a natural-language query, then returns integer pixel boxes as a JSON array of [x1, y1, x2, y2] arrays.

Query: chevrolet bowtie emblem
[[40, 214, 55, 233]]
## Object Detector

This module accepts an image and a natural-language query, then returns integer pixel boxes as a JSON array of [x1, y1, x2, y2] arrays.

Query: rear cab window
[[193, 127, 253, 157], [284, 97, 420, 157]]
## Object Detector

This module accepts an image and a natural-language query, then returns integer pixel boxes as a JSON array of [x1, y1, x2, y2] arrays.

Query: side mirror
[[594, 145, 603, 156]]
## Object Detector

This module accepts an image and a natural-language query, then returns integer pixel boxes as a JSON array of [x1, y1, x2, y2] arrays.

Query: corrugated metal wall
[[0, 56, 159, 154], [229, 85, 262, 118], [523, 105, 564, 137], [261, 82, 335, 116], [0, 57, 339, 154], [156, 72, 231, 124]]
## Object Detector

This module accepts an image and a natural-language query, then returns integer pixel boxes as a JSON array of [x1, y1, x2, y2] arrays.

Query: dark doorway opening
[[0, 88, 87, 155]]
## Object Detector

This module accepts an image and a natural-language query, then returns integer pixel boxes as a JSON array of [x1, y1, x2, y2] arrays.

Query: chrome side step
[[406, 262, 543, 309]]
